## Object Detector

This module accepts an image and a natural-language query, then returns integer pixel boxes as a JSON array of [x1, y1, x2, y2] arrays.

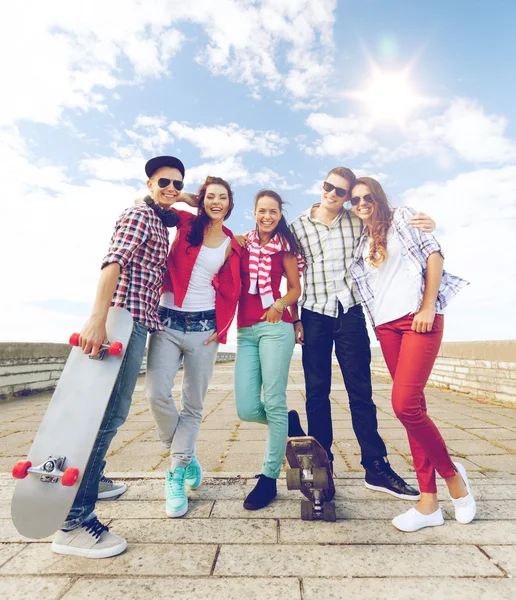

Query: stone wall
[[0, 343, 236, 400], [370, 340, 516, 404]]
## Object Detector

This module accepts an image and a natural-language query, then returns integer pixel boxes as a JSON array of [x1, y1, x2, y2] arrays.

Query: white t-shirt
[[364, 229, 441, 326], [161, 236, 231, 312]]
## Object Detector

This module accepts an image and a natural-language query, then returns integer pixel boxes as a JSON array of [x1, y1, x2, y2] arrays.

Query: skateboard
[[286, 436, 336, 522], [11, 307, 133, 539]]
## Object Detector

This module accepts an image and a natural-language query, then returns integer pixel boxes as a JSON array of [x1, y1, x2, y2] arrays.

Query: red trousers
[[376, 314, 456, 493]]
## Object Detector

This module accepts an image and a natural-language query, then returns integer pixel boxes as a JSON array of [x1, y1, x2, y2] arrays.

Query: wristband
[[271, 304, 284, 314], [292, 319, 301, 325], [277, 297, 287, 311]]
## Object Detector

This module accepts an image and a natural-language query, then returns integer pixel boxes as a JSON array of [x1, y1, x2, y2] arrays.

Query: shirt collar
[[305, 203, 344, 227]]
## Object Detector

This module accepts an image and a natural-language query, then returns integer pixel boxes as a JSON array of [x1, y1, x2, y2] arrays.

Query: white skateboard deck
[[11, 307, 133, 539]]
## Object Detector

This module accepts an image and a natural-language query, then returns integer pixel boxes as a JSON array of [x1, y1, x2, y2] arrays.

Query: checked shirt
[[350, 205, 469, 329], [289, 205, 363, 318], [102, 203, 169, 331]]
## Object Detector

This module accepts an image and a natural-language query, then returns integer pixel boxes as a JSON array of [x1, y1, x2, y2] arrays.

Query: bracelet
[[292, 319, 301, 325], [271, 304, 284, 314], [277, 297, 287, 311]]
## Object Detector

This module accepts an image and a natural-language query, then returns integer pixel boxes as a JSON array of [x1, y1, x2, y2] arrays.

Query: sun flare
[[356, 69, 421, 124]]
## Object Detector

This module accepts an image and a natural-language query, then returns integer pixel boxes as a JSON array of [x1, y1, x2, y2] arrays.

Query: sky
[[1, 0, 515, 349]]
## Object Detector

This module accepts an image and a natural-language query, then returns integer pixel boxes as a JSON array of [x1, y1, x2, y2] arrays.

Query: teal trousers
[[234, 321, 295, 478]]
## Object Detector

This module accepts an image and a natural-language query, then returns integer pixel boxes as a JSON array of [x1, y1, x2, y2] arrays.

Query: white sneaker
[[450, 462, 476, 524], [52, 517, 127, 559], [392, 506, 444, 532], [98, 475, 127, 500]]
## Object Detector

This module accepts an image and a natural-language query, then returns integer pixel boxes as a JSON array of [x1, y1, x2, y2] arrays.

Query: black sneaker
[[243, 474, 277, 510], [288, 410, 306, 437], [364, 459, 420, 500]]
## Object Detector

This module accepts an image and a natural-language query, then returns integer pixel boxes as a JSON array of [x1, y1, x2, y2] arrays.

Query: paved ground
[[1, 359, 516, 599]]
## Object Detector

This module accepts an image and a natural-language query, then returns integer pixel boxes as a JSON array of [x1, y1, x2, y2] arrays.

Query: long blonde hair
[[353, 177, 393, 268]]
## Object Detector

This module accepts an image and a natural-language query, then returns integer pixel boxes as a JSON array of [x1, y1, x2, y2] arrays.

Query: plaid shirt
[[349, 205, 469, 329], [102, 203, 169, 331], [289, 205, 362, 317]]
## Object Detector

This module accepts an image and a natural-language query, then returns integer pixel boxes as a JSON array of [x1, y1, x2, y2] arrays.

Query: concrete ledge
[[0, 343, 235, 400], [371, 340, 516, 404]]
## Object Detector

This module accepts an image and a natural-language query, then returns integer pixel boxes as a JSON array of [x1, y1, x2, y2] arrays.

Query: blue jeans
[[62, 322, 148, 530], [234, 321, 295, 479]]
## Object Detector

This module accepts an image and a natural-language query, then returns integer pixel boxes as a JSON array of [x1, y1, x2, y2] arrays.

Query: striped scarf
[[245, 230, 305, 308]]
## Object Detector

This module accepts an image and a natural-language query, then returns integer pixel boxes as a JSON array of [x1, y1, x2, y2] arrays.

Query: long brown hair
[[353, 177, 393, 268], [186, 176, 234, 247]]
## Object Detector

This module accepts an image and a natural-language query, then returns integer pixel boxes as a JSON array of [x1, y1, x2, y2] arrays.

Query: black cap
[[145, 156, 185, 179]]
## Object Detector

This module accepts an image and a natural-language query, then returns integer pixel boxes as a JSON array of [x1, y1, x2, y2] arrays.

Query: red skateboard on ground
[[11, 307, 133, 539]]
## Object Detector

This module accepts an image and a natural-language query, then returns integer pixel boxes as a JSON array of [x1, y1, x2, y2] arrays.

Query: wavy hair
[[353, 177, 393, 268], [254, 189, 301, 256], [186, 176, 234, 247]]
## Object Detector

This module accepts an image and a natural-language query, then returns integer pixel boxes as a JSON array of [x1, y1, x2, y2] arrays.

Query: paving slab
[[0, 576, 72, 599], [0, 543, 217, 576], [482, 545, 516, 576], [302, 578, 516, 600], [214, 544, 502, 577], [62, 577, 301, 600]]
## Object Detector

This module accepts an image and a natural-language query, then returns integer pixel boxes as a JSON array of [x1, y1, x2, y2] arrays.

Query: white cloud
[[0, 0, 337, 129], [400, 166, 516, 341], [304, 98, 516, 167], [303, 113, 379, 158], [374, 98, 516, 166], [169, 122, 289, 159]]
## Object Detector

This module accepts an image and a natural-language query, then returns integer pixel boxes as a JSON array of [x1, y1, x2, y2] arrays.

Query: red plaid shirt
[[102, 204, 169, 331]]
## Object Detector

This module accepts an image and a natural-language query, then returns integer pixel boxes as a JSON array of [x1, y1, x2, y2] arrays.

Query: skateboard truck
[[12, 456, 80, 487], [286, 437, 337, 522], [69, 333, 123, 361]]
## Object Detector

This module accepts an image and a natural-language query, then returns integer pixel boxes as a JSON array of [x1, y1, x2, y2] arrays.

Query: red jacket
[[162, 209, 242, 344]]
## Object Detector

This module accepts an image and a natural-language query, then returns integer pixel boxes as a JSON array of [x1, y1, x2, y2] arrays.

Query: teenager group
[[50, 155, 476, 559]]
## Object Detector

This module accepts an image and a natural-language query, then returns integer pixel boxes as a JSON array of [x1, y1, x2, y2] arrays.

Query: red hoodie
[[162, 209, 242, 344]]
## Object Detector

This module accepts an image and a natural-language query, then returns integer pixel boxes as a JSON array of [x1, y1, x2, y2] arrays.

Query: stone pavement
[[1, 359, 516, 599]]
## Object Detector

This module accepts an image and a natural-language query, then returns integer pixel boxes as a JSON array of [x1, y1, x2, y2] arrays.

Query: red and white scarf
[[245, 230, 305, 308]]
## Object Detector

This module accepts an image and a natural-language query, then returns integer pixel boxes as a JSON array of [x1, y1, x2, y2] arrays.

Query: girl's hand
[[261, 303, 283, 324], [204, 331, 220, 345], [412, 307, 436, 333], [294, 322, 304, 345]]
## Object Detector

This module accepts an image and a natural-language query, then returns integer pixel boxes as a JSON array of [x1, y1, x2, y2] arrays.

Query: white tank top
[[161, 236, 231, 312], [364, 229, 443, 327]]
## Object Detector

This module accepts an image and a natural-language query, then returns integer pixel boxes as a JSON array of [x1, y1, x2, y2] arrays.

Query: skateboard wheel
[[12, 460, 32, 479], [69, 333, 80, 346], [301, 499, 314, 521], [61, 468, 80, 486], [323, 501, 337, 522], [108, 342, 123, 356], [313, 467, 329, 490], [286, 468, 302, 490]]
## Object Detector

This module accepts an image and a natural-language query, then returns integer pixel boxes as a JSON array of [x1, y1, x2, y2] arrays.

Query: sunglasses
[[350, 194, 374, 206], [157, 178, 184, 191], [323, 181, 348, 198]]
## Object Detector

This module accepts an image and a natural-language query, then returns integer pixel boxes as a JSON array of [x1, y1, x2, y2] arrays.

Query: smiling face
[[203, 183, 230, 222], [146, 166, 183, 209], [254, 195, 282, 238], [320, 172, 350, 214], [351, 183, 376, 223]]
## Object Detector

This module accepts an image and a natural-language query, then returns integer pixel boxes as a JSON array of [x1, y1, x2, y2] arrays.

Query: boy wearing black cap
[[51, 156, 185, 559]]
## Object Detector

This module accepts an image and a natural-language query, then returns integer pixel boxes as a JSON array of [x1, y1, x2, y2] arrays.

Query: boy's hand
[[409, 212, 435, 233], [79, 318, 108, 357]]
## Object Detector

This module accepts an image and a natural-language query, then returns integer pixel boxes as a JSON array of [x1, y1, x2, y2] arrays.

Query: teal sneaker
[[165, 467, 188, 518], [184, 456, 203, 489]]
